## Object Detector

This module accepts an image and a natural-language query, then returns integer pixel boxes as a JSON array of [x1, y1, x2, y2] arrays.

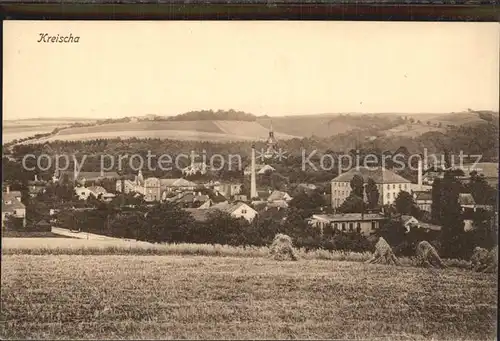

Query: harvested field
[[1, 255, 496, 340], [0, 237, 471, 269]]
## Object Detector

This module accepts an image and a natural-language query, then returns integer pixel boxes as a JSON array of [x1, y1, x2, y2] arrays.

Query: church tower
[[264, 121, 278, 159]]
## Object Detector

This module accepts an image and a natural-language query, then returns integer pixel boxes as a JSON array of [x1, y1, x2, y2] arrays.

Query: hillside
[[2, 118, 96, 144], [4, 110, 497, 144], [37, 120, 301, 143]]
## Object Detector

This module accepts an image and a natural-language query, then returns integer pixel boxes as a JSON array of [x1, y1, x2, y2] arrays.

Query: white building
[[116, 172, 197, 202], [185, 201, 258, 223], [2, 187, 26, 228], [182, 162, 209, 176], [244, 164, 275, 176], [74, 185, 114, 201], [308, 213, 386, 236], [267, 190, 292, 208], [330, 166, 412, 208]]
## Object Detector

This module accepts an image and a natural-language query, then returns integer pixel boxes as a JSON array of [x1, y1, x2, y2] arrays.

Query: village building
[[458, 193, 476, 212], [116, 171, 198, 202], [185, 201, 258, 223], [168, 191, 212, 208], [266, 190, 292, 208], [308, 213, 386, 236], [398, 214, 441, 233], [412, 190, 432, 213], [233, 194, 248, 202], [56, 170, 120, 185], [244, 164, 276, 176], [2, 186, 26, 228], [27, 174, 47, 198], [210, 181, 242, 199], [74, 185, 115, 201], [182, 162, 209, 176], [293, 183, 318, 195], [330, 166, 412, 208]]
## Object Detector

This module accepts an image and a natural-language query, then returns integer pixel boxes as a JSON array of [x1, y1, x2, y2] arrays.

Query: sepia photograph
[[2, 20, 499, 340]]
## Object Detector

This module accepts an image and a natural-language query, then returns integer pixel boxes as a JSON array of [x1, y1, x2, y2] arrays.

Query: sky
[[3, 21, 499, 120]]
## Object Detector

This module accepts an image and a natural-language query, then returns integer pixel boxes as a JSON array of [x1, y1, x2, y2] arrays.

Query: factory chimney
[[417, 159, 423, 190], [250, 144, 258, 199]]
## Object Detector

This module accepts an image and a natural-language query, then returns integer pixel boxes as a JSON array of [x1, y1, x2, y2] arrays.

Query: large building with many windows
[[330, 166, 412, 208]]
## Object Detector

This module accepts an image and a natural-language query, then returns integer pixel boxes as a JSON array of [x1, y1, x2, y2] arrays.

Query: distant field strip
[[56, 121, 224, 135], [1, 255, 496, 340], [2, 130, 54, 143], [43, 130, 259, 143]]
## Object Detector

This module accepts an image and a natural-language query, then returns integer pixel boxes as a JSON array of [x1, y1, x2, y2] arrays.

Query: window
[[371, 221, 377, 231], [392, 184, 395, 189], [356, 222, 361, 232], [387, 193, 390, 199], [241, 209, 247, 214], [404, 184, 407, 190], [349, 222, 354, 231], [341, 223, 346, 231], [399, 184, 402, 190], [334, 223, 338, 230]]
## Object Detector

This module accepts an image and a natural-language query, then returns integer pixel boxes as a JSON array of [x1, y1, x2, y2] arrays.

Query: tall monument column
[[250, 144, 258, 199]]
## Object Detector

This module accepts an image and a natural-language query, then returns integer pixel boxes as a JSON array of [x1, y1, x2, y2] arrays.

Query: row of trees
[[56, 202, 374, 253]]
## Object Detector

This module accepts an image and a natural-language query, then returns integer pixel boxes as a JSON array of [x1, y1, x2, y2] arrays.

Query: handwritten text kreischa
[[37, 33, 80, 43]]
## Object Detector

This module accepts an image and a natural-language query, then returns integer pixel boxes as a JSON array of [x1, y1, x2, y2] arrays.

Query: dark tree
[[350, 174, 364, 198], [364, 178, 380, 209], [439, 172, 468, 259], [338, 194, 365, 214], [395, 191, 416, 215], [431, 178, 443, 223]]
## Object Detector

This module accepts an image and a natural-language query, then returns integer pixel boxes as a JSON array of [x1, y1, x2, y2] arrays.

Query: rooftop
[[414, 191, 432, 201], [267, 190, 291, 202], [312, 213, 386, 222], [160, 178, 197, 187], [59, 171, 120, 181], [458, 193, 476, 206], [2, 192, 26, 212], [331, 167, 411, 184]]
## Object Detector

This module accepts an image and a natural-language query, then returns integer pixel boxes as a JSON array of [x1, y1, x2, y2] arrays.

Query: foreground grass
[[2, 237, 471, 269], [1, 255, 496, 340], [1, 231, 73, 238]]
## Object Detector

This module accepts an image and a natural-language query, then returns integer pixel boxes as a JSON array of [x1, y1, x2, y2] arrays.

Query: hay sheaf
[[472, 246, 498, 273], [269, 233, 298, 261], [366, 237, 400, 266], [415, 241, 446, 269]]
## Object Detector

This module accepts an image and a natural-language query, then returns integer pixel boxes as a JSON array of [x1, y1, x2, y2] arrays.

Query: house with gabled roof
[[412, 190, 432, 213], [2, 186, 26, 228], [244, 164, 275, 176], [330, 166, 412, 208], [185, 201, 258, 223]]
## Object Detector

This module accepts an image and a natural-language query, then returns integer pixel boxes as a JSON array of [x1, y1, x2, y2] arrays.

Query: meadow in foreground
[[1, 255, 496, 340]]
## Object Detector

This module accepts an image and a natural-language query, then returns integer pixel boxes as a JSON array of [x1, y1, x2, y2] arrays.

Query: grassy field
[[0, 237, 470, 269], [1, 231, 73, 238], [1, 255, 496, 340], [385, 123, 446, 138]]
